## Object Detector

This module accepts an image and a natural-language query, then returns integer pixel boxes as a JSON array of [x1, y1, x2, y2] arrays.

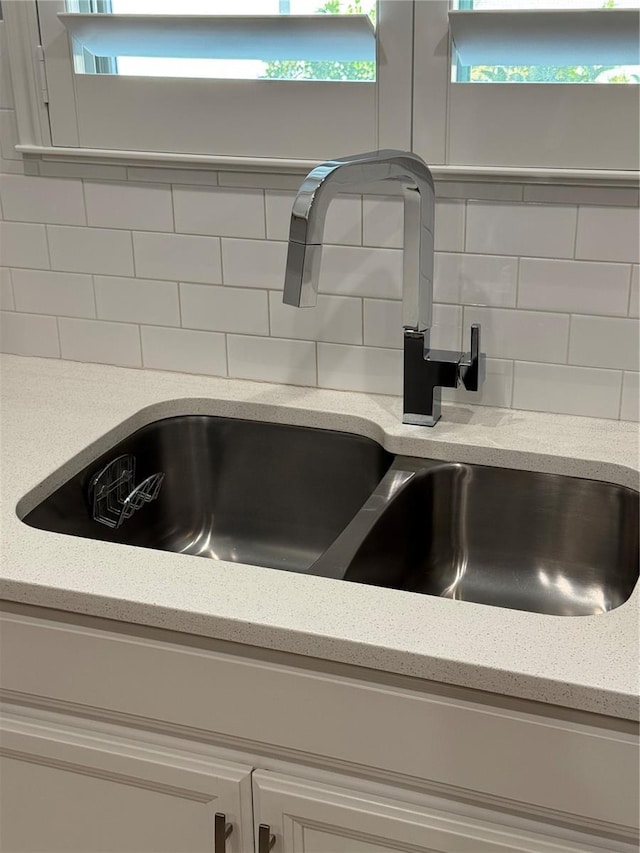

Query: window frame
[[412, 0, 640, 172], [17, 0, 414, 162]]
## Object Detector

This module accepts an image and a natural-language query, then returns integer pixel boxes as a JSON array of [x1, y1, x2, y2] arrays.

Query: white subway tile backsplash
[[141, 325, 227, 376], [569, 315, 639, 371], [12, 269, 95, 318], [59, 317, 141, 367], [523, 185, 639, 208], [435, 201, 465, 252], [48, 225, 134, 276], [174, 186, 265, 238], [434, 253, 517, 307], [319, 245, 403, 300], [318, 343, 402, 395], [0, 221, 49, 269], [0, 267, 13, 310], [628, 265, 639, 318], [266, 191, 361, 245], [0, 175, 85, 225], [363, 298, 401, 348], [518, 258, 630, 316], [575, 207, 640, 264], [0, 311, 59, 357], [432, 304, 463, 350], [133, 231, 221, 284], [436, 181, 523, 202], [95, 276, 179, 326], [181, 283, 268, 335], [219, 171, 303, 190], [228, 335, 316, 386], [363, 300, 462, 351], [620, 372, 639, 421], [444, 358, 514, 409], [222, 238, 286, 289], [464, 306, 570, 363], [0, 164, 635, 423], [466, 202, 576, 258], [127, 167, 219, 186], [513, 362, 622, 419], [363, 197, 403, 248], [38, 161, 128, 181], [84, 181, 173, 232], [269, 292, 362, 345]]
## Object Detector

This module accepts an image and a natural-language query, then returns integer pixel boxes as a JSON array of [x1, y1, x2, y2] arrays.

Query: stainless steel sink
[[339, 461, 639, 617], [22, 416, 638, 616], [23, 415, 393, 573]]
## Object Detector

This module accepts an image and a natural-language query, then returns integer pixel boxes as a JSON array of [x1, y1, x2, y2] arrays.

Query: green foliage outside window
[[262, 0, 376, 82], [262, 0, 639, 84], [468, 65, 640, 83]]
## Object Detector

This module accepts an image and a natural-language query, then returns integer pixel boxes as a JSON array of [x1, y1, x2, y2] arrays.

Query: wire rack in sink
[[88, 454, 165, 530]]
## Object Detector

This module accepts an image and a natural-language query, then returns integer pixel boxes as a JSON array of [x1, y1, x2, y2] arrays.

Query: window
[[413, 0, 640, 170], [3, 0, 638, 174], [451, 0, 640, 85], [25, 0, 413, 160], [69, 0, 377, 83]]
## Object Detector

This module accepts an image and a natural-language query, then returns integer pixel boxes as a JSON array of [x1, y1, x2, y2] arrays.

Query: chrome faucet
[[283, 149, 485, 426]]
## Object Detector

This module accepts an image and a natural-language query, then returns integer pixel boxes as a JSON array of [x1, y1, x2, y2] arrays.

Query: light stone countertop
[[1, 354, 639, 720]]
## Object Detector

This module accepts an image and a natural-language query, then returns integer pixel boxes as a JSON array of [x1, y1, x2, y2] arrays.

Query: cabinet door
[[252, 771, 617, 853], [0, 708, 254, 853]]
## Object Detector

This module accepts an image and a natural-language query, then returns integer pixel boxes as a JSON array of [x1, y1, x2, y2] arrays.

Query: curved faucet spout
[[282, 149, 435, 332]]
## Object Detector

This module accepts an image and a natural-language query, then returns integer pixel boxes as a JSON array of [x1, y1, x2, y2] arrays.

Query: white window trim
[[12, 142, 640, 188], [11, 0, 413, 161]]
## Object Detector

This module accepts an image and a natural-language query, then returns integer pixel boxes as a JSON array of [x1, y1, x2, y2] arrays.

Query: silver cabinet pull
[[214, 813, 233, 852], [258, 823, 276, 853]]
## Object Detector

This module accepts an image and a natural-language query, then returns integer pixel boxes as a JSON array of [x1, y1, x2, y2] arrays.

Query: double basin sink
[[22, 415, 639, 617]]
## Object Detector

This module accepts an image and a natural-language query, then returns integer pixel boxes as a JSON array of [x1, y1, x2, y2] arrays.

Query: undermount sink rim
[[15, 401, 640, 623]]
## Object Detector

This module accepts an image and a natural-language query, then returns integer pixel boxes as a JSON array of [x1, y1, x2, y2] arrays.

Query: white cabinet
[[0, 710, 254, 853], [1, 606, 637, 853], [0, 713, 621, 853], [252, 771, 618, 853]]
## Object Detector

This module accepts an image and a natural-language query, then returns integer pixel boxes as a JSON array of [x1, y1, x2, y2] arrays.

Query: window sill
[[16, 143, 640, 191]]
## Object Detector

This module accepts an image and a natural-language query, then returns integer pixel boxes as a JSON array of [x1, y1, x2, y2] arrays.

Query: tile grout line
[[616, 370, 625, 420], [90, 273, 97, 320], [572, 205, 580, 260], [42, 223, 52, 271], [169, 183, 177, 234], [262, 188, 268, 243], [566, 314, 574, 365], [509, 359, 516, 409], [224, 332, 231, 378], [7, 267, 15, 310], [79, 177, 88, 227], [54, 315, 62, 359]]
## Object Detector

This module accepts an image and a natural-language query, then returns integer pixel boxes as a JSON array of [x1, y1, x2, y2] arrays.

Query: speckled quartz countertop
[[1, 354, 639, 720]]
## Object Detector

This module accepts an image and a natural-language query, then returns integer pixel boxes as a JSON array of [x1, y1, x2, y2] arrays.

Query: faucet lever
[[460, 324, 485, 392]]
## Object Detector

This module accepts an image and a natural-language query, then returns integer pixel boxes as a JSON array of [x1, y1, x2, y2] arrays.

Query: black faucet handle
[[460, 324, 485, 392]]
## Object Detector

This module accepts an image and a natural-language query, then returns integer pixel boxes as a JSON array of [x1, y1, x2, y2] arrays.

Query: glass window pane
[[452, 0, 640, 83], [69, 0, 377, 80]]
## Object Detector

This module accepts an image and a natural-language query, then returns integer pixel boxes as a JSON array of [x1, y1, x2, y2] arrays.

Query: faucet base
[[403, 412, 440, 427]]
